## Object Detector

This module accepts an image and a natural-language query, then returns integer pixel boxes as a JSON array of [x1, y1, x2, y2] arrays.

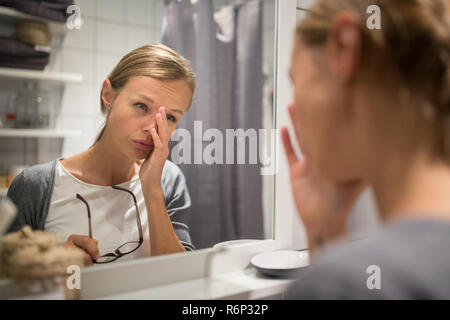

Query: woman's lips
[[133, 140, 153, 151]]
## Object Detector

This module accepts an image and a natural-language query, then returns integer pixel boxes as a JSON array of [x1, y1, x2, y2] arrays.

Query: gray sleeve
[[161, 161, 195, 251], [285, 265, 364, 300], [6, 170, 44, 233], [285, 243, 386, 300], [5, 161, 54, 234], [6, 171, 30, 233]]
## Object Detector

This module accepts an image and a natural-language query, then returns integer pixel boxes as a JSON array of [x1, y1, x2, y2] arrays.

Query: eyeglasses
[[76, 185, 143, 264]]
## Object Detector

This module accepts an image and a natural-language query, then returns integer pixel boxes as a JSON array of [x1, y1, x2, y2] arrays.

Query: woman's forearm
[[143, 187, 186, 256]]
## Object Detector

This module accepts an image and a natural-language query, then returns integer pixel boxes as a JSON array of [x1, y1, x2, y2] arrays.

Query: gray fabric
[[0, 0, 74, 23], [162, 0, 264, 249], [286, 219, 450, 299], [6, 159, 194, 251], [0, 54, 49, 70], [0, 37, 50, 57]]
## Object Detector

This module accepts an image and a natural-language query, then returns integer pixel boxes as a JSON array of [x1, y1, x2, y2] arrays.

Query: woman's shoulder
[[15, 160, 57, 183], [8, 160, 57, 197], [287, 220, 450, 299], [160, 160, 190, 202], [161, 160, 187, 185]]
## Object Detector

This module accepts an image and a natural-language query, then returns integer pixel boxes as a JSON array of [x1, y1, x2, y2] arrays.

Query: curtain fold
[[162, 0, 264, 249]]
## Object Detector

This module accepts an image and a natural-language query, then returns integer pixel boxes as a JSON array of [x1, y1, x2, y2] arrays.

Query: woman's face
[[102, 75, 192, 160], [289, 38, 363, 182]]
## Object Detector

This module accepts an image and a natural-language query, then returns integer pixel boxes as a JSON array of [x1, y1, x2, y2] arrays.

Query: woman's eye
[[136, 103, 147, 111], [167, 114, 176, 123]]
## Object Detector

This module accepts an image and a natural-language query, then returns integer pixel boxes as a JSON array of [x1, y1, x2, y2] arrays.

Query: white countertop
[[94, 267, 295, 300]]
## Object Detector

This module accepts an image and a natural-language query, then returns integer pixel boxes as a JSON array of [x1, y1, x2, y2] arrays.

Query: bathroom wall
[[0, 0, 276, 170]]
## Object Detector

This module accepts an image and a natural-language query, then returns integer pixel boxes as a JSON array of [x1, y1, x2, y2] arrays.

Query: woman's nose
[[142, 113, 157, 133]]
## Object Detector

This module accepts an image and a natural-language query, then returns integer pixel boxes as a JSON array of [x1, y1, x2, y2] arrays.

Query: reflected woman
[[7, 44, 196, 265], [283, 0, 450, 298]]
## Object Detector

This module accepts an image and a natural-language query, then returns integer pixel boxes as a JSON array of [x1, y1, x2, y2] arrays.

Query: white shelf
[[0, 6, 67, 34], [0, 129, 82, 138], [0, 67, 83, 84]]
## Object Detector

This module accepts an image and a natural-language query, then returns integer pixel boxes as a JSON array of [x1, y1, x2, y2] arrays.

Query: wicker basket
[[16, 19, 52, 47], [0, 226, 85, 299]]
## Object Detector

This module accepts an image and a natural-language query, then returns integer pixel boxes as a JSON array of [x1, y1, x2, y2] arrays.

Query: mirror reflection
[[0, 0, 277, 267]]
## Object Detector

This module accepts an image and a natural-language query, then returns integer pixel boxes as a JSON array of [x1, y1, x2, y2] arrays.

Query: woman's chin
[[135, 148, 153, 159]]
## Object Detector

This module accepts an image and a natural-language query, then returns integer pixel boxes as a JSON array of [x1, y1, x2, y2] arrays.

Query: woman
[[7, 44, 196, 265], [283, 0, 450, 298]]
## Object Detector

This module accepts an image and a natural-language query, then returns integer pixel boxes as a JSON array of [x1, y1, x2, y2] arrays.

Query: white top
[[44, 161, 151, 261]]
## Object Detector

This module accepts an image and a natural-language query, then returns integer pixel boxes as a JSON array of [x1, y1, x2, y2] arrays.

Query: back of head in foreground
[[283, 0, 450, 299]]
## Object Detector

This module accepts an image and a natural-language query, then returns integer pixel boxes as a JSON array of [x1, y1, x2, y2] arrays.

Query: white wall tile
[[125, 26, 153, 52], [96, 21, 126, 54], [61, 138, 90, 158], [47, 50, 63, 72], [59, 84, 98, 116], [1, 0, 165, 165], [95, 53, 123, 86], [75, 0, 96, 18], [63, 17, 95, 51], [96, 0, 126, 23], [0, 150, 26, 169], [56, 116, 99, 153], [62, 49, 95, 83], [153, 0, 165, 30], [126, 0, 153, 27], [0, 138, 24, 152]]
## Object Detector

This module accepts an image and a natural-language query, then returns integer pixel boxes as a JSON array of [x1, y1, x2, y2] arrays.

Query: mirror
[[0, 0, 278, 265]]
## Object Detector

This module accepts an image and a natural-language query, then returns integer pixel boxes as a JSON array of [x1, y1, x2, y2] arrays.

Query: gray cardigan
[[6, 159, 194, 251]]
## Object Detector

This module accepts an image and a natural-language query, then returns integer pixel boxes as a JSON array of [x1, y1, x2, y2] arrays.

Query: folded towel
[[0, 0, 74, 23], [0, 54, 50, 70], [0, 37, 50, 58]]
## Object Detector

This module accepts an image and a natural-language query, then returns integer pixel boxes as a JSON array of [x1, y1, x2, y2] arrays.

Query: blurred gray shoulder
[[20, 160, 55, 181], [161, 160, 188, 197], [8, 160, 55, 194], [286, 220, 450, 299], [162, 160, 186, 184]]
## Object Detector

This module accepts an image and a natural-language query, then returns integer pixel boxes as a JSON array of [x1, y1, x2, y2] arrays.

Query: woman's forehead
[[123, 76, 191, 111], [124, 76, 189, 93]]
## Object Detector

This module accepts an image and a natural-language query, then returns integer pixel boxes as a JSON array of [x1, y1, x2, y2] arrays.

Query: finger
[[70, 235, 100, 260], [156, 112, 168, 143], [281, 126, 299, 167], [288, 104, 308, 157], [150, 127, 163, 148], [83, 252, 93, 266], [160, 106, 168, 126], [158, 107, 169, 141], [287, 104, 301, 145], [64, 239, 93, 266]]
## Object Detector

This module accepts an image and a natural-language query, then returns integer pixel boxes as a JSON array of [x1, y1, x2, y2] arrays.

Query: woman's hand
[[282, 104, 366, 255], [64, 234, 100, 266], [139, 106, 171, 194]]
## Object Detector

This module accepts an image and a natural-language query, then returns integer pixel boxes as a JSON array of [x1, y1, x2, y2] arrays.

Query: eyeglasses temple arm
[[76, 193, 93, 239], [112, 185, 144, 242]]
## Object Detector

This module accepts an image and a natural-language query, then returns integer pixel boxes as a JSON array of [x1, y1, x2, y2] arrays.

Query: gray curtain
[[162, 0, 264, 249]]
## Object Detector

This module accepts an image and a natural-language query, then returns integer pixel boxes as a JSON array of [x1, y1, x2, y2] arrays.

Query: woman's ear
[[328, 13, 362, 85], [101, 79, 114, 110]]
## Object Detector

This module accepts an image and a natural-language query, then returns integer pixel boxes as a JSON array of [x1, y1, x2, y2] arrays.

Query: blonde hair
[[95, 43, 196, 143], [296, 0, 450, 159]]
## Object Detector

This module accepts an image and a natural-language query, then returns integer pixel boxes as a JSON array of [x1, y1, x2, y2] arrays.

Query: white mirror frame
[[79, 0, 302, 299]]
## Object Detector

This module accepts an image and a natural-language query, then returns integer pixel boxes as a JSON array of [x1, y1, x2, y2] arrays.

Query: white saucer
[[250, 250, 309, 278], [212, 239, 261, 249]]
